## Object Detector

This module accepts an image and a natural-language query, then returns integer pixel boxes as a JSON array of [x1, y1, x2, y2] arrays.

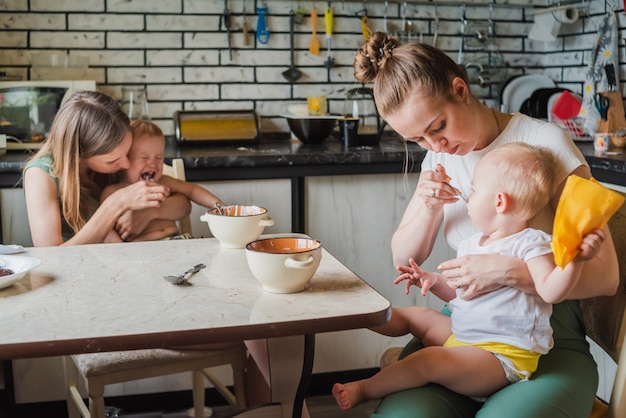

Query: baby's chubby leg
[[369, 306, 452, 346], [333, 345, 509, 410]]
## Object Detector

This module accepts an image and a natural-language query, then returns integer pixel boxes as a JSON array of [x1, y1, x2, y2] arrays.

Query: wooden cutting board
[[597, 91, 626, 133]]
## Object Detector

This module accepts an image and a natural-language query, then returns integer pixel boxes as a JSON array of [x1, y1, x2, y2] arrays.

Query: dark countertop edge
[[1, 140, 624, 188]]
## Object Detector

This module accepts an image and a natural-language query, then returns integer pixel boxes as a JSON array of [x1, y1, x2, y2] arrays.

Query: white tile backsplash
[[0, 0, 619, 137]]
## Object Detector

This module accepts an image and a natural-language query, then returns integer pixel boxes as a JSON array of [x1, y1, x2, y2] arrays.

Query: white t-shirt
[[423, 113, 587, 250], [449, 228, 554, 353]]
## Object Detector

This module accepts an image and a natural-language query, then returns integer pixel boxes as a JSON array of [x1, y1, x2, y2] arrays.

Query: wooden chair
[[164, 158, 192, 235], [65, 159, 247, 418], [380, 192, 626, 418], [582, 191, 626, 418]]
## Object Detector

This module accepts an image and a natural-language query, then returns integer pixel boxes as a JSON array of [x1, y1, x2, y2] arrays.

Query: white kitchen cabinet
[[188, 179, 292, 238], [305, 173, 455, 373], [0, 188, 32, 247]]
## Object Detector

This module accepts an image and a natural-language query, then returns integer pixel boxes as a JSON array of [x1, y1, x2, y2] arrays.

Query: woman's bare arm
[[391, 169, 449, 267], [115, 192, 191, 241], [25, 167, 170, 246]]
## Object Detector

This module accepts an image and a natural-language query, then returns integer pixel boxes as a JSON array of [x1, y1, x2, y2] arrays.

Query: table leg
[[233, 334, 315, 418]]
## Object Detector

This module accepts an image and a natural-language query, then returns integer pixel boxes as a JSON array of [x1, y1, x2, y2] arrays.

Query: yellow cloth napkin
[[552, 175, 625, 269]]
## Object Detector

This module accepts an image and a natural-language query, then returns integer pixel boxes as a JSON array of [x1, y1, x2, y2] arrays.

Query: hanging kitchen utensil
[[605, 64, 617, 91], [399, 2, 408, 43], [324, 3, 335, 68], [256, 4, 270, 44], [310, 8, 320, 55], [283, 10, 303, 83], [295, 2, 307, 24], [220, 0, 233, 60], [242, 0, 250, 46], [359, 9, 372, 41], [383, 1, 389, 33], [457, 4, 467, 64], [432, 11, 439, 47]]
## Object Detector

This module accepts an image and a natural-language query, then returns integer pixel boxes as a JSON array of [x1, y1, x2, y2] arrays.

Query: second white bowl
[[245, 237, 322, 293], [200, 205, 274, 248]]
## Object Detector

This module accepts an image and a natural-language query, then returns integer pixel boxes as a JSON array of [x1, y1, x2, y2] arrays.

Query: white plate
[[501, 74, 555, 113], [0, 255, 42, 289]]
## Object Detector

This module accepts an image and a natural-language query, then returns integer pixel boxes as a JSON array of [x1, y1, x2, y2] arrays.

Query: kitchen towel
[[551, 175, 625, 269], [579, 10, 619, 135]]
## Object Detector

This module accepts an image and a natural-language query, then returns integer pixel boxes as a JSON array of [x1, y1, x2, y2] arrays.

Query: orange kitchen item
[[173, 110, 259, 145], [551, 175, 625, 269], [310, 8, 320, 55], [361, 15, 372, 40]]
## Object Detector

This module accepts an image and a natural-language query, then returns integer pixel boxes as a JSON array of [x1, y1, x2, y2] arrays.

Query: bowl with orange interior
[[245, 237, 322, 293]]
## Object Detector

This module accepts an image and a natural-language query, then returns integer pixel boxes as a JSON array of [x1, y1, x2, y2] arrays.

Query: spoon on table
[[163, 263, 206, 286]]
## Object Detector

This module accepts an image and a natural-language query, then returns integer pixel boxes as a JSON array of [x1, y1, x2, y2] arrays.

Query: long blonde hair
[[27, 91, 130, 234], [354, 32, 470, 118]]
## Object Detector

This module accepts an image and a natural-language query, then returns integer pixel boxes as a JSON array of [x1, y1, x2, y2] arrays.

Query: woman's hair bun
[[354, 32, 399, 83]]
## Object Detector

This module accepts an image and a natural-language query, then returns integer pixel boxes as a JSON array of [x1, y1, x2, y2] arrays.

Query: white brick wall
[[0, 0, 619, 135]]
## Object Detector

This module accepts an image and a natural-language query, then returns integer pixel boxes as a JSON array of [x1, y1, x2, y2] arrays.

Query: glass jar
[[121, 86, 150, 120]]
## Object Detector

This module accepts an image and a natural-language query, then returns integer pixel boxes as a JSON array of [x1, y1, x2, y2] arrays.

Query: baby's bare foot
[[332, 382, 366, 410]]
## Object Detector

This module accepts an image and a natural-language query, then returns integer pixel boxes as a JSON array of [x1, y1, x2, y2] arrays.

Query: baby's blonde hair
[[483, 142, 559, 220], [130, 119, 164, 138]]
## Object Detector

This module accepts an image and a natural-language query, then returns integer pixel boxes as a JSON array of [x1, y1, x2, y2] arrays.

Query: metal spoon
[[163, 263, 206, 286], [214, 202, 224, 215], [448, 183, 467, 204]]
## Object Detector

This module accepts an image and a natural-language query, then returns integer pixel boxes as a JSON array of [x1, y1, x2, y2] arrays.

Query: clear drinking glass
[[121, 86, 150, 120]]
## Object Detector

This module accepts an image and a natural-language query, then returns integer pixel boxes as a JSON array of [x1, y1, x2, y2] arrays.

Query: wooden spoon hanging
[[309, 8, 320, 55]]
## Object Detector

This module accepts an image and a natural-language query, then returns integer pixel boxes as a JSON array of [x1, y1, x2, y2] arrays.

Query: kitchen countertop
[[0, 135, 426, 187], [0, 136, 624, 187]]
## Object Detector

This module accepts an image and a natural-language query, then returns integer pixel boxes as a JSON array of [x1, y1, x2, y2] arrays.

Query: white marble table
[[0, 238, 390, 418]]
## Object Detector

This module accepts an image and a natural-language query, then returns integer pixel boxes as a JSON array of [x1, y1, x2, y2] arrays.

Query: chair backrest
[[163, 158, 192, 235], [580, 191, 626, 417]]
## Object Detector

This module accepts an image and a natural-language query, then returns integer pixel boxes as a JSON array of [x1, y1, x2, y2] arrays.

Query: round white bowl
[[200, 205, 274, 249], [245, 237, 322, 293], [0, 255, 42, 289], [286, 103, 309, 117]]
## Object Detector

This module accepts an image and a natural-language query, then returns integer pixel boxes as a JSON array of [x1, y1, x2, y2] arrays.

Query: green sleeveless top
[[24, 155, 98, 242]]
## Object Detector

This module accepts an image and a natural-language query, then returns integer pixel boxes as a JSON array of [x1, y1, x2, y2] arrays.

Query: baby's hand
[[575, 228, 606, 262], [394, 258, 432, 296]]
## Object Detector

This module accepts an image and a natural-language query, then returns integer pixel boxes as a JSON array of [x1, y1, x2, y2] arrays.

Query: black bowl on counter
[[284, 115, 341, 144]]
